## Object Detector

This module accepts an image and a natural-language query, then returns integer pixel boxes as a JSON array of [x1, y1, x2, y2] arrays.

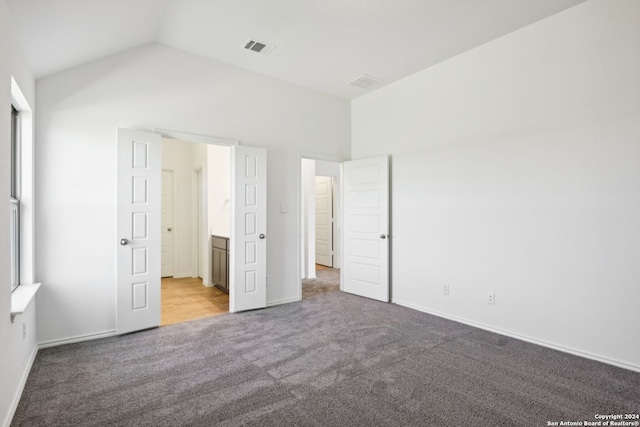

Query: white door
[[343, 155, 390, 302], [230, 145, 267, 312], [117, 129, 161, 334], [161, 169, 174, 277], [315, 176, 333, 267]]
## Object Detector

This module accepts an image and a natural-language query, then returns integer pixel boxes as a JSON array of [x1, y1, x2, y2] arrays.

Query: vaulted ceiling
[[6, 0, 586, 99]]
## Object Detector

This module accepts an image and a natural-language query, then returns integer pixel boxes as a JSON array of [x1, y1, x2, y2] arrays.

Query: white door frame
[[296, 153, 346, 300], [192, 167, 204, 280], [300, 158, 317, 280]]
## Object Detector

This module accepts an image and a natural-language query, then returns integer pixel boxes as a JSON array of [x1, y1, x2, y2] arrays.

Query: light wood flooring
[[163, 265, 336, 326], [161, 277, 229, 326]]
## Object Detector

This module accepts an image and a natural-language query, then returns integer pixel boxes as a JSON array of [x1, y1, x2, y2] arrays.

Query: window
[[10, 105, 20, 291], [9, 77, 39, 319]]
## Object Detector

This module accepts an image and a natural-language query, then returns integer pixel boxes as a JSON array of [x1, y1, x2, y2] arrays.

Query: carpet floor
[[12, 289, 640, 426], [301, 267, 340, 299]]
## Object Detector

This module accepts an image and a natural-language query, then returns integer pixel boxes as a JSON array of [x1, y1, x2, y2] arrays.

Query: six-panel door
[[117, 129, 161, 334], [230, 145, 267, 312]]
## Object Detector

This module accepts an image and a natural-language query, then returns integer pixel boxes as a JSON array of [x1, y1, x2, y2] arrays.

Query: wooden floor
[[161, 277, 229, 326], [162, 265, 333, 326]]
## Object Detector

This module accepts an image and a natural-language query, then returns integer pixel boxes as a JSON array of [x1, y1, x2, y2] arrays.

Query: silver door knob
[[167, 227, 172, 232], [259, 234, 265, 239], [380, 234, 387, 239], [120, 238, 129, 245]]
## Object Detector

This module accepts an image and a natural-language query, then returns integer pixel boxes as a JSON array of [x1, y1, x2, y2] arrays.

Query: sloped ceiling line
[[6, 0, 587, 99]]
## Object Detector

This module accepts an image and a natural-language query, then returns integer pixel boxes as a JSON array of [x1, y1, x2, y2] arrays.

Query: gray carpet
[[301, 267, 340, 299], [12, 289, 640, 426]]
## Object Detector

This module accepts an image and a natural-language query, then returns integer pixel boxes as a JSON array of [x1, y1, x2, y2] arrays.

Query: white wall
[[207, 144, 231, 238], [35, 43, 350, 344], [352, 0, 640, 370], [0, 1, 38, 425]]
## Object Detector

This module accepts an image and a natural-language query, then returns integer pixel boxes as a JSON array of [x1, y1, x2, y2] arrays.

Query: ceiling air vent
[[244, 38, 275, 55], [349, 74, 382, 89]]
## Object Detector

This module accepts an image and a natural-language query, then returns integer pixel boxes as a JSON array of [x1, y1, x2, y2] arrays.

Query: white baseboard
[[393, 299, 640, 373], [266, 296, 300, 308], [38, 329, 117, 349], [3, 345, 38, 427]]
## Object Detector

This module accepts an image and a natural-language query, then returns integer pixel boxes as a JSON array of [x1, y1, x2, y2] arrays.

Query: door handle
[[167, 227, 172, 232], [379, 234, 387, 239], [259, 234, 265, 239], [120, 238, 129, 246]]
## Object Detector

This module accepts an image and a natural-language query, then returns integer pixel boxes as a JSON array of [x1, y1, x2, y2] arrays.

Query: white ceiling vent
[[349, 74, 382, 89], [243, 38, 275, 56]]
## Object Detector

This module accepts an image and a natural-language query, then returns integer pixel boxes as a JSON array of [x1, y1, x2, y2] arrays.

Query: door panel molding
[[117, 129, 161, 334], [230, 145, 267, 312]]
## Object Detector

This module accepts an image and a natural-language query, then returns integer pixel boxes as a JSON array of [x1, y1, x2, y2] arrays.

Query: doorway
[[117, 129, 268, 334], [159, 137, 231, 326], [300, 157, 342, 299], [314, 175, 334, 268]]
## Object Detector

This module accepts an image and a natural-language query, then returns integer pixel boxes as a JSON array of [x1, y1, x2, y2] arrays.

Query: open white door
[[315, 176, 333, 267], [343, 155, 390, 302], [117, 129, 161, 334], [230, 145, 267, 312]]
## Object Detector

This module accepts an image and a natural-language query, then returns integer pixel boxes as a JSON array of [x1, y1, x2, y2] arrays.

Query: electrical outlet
[[443, 284, 450, 295], [487, 292, 495, 305], [23, 322, 27, 340]]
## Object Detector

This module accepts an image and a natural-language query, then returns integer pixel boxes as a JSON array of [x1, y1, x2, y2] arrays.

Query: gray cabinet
[[211, 235, 229, 293]]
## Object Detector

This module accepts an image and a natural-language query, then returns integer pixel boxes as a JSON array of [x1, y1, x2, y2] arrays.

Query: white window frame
[[9, 76, 40, 323], [10, 105, 21, 291]]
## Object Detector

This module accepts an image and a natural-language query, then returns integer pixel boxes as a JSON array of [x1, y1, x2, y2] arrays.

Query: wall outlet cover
[[487, 292, 495, 305]]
